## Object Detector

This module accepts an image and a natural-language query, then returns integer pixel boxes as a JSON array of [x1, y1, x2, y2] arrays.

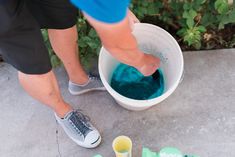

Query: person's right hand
[[135, 53, 160, 76], [84, 11, 160, 76]]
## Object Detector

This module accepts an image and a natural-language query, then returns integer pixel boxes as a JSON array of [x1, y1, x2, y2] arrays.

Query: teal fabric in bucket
[[111, 63, 164, 100]]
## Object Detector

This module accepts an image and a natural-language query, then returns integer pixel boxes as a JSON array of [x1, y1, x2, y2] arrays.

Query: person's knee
[[18, 70, 53, 81]]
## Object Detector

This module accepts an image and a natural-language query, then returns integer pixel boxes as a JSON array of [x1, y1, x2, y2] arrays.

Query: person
[[0, 0, 160, 148]]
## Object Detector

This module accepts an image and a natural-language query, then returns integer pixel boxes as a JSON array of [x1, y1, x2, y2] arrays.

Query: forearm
[[84, 13, 144, 68], [103, 32, 144, 68]]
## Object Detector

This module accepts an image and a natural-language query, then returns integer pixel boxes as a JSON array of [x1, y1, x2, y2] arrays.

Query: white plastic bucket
[[98, 23, 184, 111]]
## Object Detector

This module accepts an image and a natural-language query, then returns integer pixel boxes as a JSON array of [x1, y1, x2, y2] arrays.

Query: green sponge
[[93, 155, 102, 157], [94, 147, 199, 157], [142, 147, 159, 157], [142, 147, 199, 157]]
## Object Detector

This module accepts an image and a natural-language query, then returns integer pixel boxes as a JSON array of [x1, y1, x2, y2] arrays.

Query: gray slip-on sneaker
[[55, 109, 101, 148], [68, 75, 106, 95]]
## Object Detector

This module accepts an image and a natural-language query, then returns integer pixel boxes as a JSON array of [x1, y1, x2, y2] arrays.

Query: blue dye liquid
[[111, 63, 165, 100]]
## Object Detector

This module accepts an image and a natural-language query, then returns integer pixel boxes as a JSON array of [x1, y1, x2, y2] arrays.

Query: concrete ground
[[0, 49, 235, 157]]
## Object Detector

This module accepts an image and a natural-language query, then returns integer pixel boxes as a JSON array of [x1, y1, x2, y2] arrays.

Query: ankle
[[54, 102, 73, 118], [70, 75, 89, 85]]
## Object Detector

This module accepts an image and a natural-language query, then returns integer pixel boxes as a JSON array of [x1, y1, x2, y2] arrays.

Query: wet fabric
[[111, 63, 164, 100]]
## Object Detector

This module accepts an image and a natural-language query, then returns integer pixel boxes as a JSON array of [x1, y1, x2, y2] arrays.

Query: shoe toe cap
[[85, 130, 101, 148]]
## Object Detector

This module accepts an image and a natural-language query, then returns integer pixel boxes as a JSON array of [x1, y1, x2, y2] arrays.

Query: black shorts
[[0, 0, 77, 74]]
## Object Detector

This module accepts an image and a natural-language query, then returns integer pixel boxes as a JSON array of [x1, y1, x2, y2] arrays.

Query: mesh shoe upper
[[68, 75, 106, 95], [55, 109, 101, 148]]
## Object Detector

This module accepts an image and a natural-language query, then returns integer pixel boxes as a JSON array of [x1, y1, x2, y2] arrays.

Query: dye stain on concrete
[[111, 63, 164, 100]]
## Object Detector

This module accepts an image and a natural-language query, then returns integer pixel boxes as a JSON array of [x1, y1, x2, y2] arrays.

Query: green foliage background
[[42, 0, 235, 68]]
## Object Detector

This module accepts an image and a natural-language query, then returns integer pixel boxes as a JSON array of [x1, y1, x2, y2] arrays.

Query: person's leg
[[18, 70, 101, 148], [18, 70, 101, 147], [48, 26, 105, 95], [0, 0, 101, 148], [26, 0, 105, 95], [26, 0, 89, 85], [18, 70, 72, 118], [48, 26, 89, 85]]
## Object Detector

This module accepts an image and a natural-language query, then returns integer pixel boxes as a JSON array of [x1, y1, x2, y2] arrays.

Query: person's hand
[[84, 9, 159, 76], [126, 10, 159, 76], [127, 9, 140, 30], [135, 53, 160, 76]]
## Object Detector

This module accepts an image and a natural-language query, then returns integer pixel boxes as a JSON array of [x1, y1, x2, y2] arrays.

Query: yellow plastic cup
[[112, 136, 132, 157]]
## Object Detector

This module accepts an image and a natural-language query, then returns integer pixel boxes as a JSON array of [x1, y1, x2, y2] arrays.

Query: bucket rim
[[98, 23, 184, 108]]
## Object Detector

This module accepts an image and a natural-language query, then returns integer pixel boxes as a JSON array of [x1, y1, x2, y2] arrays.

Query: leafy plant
[[215, 0, 235, 29], [76, 15, 101, 70], [132, 0, 235, 50], [42, 0, 235, 68]]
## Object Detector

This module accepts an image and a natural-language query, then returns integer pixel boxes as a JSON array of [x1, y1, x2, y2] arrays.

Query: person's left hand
[[127, 9, 140, 30]]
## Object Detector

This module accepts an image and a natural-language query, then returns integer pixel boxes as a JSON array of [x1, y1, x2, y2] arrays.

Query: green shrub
[[131, 0, 235, 50], [42, 0, 235, 67], [76, 15, 101, 70]]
